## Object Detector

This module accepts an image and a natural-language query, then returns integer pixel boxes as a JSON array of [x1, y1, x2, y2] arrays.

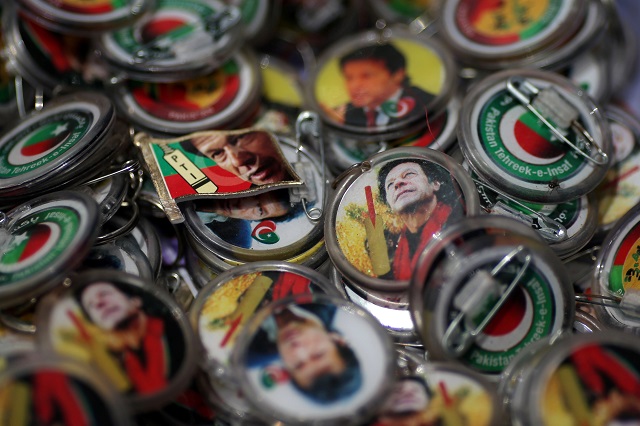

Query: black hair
[[180, 131, 264, 158], [290, 342, 362, 404], [73, 281, 132, 321], [180, 138, 206, 157], [377, 158, 461, 207], [339, 44, 406, 75], [272, 196, 306, 223], [207, 217, 253, 248]]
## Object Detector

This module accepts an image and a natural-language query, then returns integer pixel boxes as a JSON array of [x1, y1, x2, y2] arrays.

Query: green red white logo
[[111, 0, 217, 58], [609, 223, 640, 296], [461, 264, 557, 374], [479, 91, 585, 183], [381, 97, 416, 119], [0, 207, 80, 284], [251, 220, 279, 244], [0, 109, 93, 179]]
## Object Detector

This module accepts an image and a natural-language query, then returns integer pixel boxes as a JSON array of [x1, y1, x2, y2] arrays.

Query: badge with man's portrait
[[308, 28, 456, 135], [136, 129, 304, 223], [36, 271, 198, 412], [326, 148, 480, 292], [231, 295, 395, 424]]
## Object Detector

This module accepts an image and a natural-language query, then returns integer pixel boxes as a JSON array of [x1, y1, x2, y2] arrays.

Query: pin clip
[[506, 77, 608, 166], [575, 290, 640, 318], [442, 245, 532, 357], [83, 159, 141, 186], [473, 177, 567, 242], [293, 111, 325, 221]]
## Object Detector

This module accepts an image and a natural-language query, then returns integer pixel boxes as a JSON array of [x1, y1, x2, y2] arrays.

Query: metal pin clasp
[[0, 211, 9, 247], [506, 77, 608, 166], [442, 245, 532, 357], [575, 290, 640, 318], [473, 177, 567, 242], [83, 159, 141, 186], [291, 111, 325, 221]]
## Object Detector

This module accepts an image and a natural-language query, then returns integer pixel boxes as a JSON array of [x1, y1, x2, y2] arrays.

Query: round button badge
[[325, 147, 479, 292], [17, 0, 154, 34], [503, 332, 640, 425], [0, 356, 132, 425], [410, 216, 574, 377], [183, 136, 327, 265], [308, 25, 457, 139], [36, 270, 198, 412], [114, 48, 261, 135], [231, 294, 395, 425], [97, 0, 243, 81], [438, 0, 585, 65], [592, 203, 640, 333], [0, 190, 99, 309], [459, 69, 612, 204], [190, 261, 340, 376]]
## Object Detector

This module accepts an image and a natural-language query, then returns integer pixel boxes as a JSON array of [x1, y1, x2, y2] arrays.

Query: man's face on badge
[[206, 191, 291, 220], [342, 59, 405, 110], [81, 282, 142, 331], [276, 317, 346, 389], [191, 131, 288, 185], [384, 162, 440, 213]]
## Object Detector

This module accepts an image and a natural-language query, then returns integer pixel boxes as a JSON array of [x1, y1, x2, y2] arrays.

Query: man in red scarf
[[77, 282, 175, 395], [377, 159, 464, 281]]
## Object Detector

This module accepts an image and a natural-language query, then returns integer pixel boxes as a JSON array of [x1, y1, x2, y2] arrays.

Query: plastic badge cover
[[97, 0, 243, 81], [471, 169, 597, 259], [190, 260, 340, 377], [0, 92, 115, 198], [509, 332, 640, 426], [592, 203, 640, 333], [459, 69, 611, 204], [369, 347, 503, 426], [35, 270, 198, 413], [325, 146, 479, 293], [421, 232, 573, 376], [507, 0, 606, 72], [115, 48, 260, 135], [231, 294, 395, 425], [594, 106, 640, 237], [307, 25, 456, 138], [183, 138, 326, 262], [0, 190, 99, 308], [438, 0, 585, 63]]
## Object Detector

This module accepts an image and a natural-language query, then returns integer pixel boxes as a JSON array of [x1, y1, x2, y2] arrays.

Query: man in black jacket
[[337, 43, 434, 128]]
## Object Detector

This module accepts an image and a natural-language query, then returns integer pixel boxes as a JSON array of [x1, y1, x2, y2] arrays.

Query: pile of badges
[[1, 0, 640, 425]]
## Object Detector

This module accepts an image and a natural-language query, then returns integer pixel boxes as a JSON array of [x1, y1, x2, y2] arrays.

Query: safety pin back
[[506, 76, 608, 166], [442, 245, 532, 357]]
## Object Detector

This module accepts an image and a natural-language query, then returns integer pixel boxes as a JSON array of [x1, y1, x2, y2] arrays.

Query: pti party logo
[[381, 97, 416, 119], [251, 220, 279, 244], [7, 120, 75, 167], [473, 285, 534, 352], [463, 267, 556, 372], [0, 223, 61, 274], [502, 107, 565, 165]]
